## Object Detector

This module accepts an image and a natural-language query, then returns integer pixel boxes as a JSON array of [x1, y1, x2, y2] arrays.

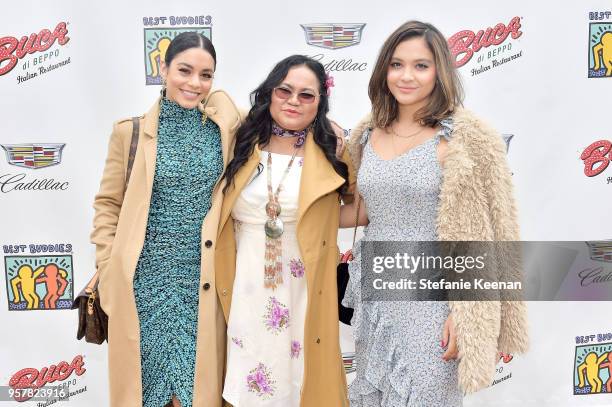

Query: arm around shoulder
[[206, 89, 242, 130]]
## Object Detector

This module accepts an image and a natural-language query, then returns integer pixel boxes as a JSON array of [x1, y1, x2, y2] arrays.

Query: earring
[[160, 79, 167, 98]]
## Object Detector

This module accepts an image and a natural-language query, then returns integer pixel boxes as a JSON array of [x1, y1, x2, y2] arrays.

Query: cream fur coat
[[347, 108, 529, 394]]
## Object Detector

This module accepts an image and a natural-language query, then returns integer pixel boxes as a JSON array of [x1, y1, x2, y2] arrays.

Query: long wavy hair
[[222, 55, 348, 194]]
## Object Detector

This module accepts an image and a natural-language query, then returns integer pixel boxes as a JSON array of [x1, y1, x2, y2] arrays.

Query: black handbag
[[71, 116, 140, 344], [337, 193, 361, 325]]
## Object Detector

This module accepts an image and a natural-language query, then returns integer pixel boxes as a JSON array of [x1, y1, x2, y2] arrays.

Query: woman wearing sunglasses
[[215, 55, 354, 406]]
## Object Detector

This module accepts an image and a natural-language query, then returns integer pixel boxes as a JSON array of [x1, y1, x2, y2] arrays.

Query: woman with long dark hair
[[91, 32, 241, 407], [215, 55, 352, 406]]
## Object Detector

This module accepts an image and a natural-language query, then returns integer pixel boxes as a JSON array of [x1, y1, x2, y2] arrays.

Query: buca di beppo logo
[[0, 22, 70, 79], [491, 352, 514, 386], [580, 139, 612, 183], [448, 17, 523, 76], [8, 355, 86, 402]]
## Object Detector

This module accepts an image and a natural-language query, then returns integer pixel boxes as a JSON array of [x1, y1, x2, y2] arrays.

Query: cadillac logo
[[1, 143, 65, 169], [342, 351, 356, 374], [300, 23, 366, 50], [586, 241, 612, 262]]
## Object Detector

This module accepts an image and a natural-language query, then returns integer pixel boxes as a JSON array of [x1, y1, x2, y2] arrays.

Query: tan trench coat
[[215, 134, 354, 406], [91, 90, 241, 407]]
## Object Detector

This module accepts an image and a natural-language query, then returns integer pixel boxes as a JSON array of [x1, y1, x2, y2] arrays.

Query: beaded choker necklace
[[271, 122, 307, 147]]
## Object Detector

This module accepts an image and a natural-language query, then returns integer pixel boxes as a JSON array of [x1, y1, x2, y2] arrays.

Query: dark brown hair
[[165, 31, 216, 69], [369, 20, 463, 128]]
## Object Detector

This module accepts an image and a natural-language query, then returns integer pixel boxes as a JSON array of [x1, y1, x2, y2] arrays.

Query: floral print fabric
[[223, 152, 307, 406]]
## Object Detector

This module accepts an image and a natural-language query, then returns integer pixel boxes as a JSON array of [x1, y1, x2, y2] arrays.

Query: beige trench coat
[[215, 134, 355, 406], [91, 90, 241, 407]]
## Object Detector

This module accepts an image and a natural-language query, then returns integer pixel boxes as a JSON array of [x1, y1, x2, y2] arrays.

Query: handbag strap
[[85, 270, 99, 293], [124, 117, 140, 191], [91, 117, 140, 283]]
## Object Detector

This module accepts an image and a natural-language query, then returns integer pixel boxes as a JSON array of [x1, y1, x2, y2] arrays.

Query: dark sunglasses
[[273, 86, 320, 104]]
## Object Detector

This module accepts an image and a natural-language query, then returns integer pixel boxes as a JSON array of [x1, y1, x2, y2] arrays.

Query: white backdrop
[[1, 1, 612, 406]]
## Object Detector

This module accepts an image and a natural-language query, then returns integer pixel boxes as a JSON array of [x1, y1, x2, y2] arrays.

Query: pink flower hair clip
[[325, 73, 335, 96]]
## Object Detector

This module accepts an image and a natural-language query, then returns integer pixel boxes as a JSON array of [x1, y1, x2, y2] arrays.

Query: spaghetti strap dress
[[343, 119, 463, 407]]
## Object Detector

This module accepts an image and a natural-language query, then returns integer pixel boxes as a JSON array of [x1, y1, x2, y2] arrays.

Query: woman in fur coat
[[340, 20, 529, 406]]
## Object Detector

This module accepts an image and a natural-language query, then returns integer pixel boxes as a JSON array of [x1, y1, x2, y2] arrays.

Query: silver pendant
[[265, 218, 284, 238]]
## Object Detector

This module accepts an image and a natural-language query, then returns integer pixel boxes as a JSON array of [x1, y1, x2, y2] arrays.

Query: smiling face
[[386, 36, 437, 109], [269, 65, 320, 131], [161, 47, 215, 109]]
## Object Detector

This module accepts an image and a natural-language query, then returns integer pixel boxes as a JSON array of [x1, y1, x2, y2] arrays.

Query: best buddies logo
[[574, 333, 612, 395], [588, 11, 612, 78], [142, 15, 212, 85], [3, 243, 74, 311], [448, 16, 524, 76], [0, 21, 71, 84]]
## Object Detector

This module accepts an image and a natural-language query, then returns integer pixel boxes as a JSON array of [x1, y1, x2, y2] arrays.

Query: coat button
[[222, 289, 228, 296], [205, 240, 213, 248], [316, 337, 321, 344], [203, 282, 211, 290], [322, 240, 326, 246]]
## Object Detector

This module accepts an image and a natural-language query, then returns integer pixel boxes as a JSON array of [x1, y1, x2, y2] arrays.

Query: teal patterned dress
[[133, 98, 223, 407]]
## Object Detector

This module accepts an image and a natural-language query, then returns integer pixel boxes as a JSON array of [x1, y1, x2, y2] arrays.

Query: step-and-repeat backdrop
[[1, 1, 611, 406]]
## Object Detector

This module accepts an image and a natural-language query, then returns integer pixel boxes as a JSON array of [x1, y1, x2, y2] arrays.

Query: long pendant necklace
[[263, 145, 301, 289]]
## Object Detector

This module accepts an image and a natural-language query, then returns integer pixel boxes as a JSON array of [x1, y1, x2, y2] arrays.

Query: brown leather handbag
[[71, 117, 140, 344]]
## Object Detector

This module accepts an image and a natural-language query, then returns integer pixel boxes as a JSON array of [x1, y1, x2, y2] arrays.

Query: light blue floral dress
[[343, 119, 463, 407], [223, 151, 306, 406]]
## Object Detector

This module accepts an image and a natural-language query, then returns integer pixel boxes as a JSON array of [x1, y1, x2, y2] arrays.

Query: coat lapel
[[218, 145, 261, 234], [203, 104, 239, 171], [296, 133, 345, 229]]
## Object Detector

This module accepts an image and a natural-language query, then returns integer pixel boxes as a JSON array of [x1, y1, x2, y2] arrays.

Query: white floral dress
[[223, 151, 306, 406]]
